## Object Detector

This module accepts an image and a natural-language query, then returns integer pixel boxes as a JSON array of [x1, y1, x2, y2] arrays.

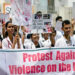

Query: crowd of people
[[0, 16, 75, 49]]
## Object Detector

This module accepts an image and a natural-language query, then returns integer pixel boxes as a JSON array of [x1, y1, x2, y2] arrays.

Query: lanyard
[[7, 39, 12, 48]]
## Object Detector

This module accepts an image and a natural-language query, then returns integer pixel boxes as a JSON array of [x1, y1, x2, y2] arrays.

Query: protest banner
[[0, 48, 75, 75], [10, 0, 32, 26]]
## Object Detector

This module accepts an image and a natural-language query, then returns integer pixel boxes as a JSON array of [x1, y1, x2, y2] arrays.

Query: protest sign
[[10, 0, 32, 26], [0, 48, 75, 75], [32, 14, 52, 33]]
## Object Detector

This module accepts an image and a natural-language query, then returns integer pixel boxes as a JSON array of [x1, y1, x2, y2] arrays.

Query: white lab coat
[[41, 39, 51, 48], [2, 37, 22, 49], [55, 36, 75, 48], [23, 39, 43, 49], [55, 31, 63, 41]]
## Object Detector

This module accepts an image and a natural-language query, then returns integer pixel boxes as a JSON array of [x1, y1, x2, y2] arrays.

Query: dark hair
[[0, 35, 3, 41], [37, 11, 42, 14], [27, 34, 32, 39], [56, 16, 62, 22], [51, 27, 55, 31], [30, 34, 33, 38], [73, 31, 75, 34], [5, 21, 12, 29], [52, 30, 56, 34], [5, 21, 12, 38], [62, 20, 70, 28], [30, 34, 38, 38], [4, 31, 8, 38]]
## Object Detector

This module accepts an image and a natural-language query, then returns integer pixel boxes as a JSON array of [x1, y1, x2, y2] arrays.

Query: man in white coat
[[55, 20, 75, 47]]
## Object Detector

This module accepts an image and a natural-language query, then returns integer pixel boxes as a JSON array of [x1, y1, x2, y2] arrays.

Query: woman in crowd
[[23, 33, 43, 49], [50, 30, 56, 47], [2, 21, 21, 49]]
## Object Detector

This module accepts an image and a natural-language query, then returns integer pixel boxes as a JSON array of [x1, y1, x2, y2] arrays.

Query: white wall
[[55, 0, 75, 8], [72, 2, 75, 18], [32, 0, 48, 14], [55, 0, 75, 20]]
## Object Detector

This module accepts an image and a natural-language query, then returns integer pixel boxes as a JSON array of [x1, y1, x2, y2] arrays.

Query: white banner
[[0, 48, 75, 75], [10, 0, 32, 26]]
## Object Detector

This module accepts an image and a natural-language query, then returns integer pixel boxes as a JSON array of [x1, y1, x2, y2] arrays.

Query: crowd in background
[[0, 13, 75, 49]]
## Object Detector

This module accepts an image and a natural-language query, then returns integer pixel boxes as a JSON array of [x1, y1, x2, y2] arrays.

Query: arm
[[12, 34, 20, 49], [22, 32, 25, 45]]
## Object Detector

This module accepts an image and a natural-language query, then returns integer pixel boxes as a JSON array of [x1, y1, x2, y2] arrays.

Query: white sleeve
[[2, 39, 8, 49], [20, 39, 23, 49], [55, 39, 67, 48], [55, 40, 60, 47], [71, 35, 75, 46]]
